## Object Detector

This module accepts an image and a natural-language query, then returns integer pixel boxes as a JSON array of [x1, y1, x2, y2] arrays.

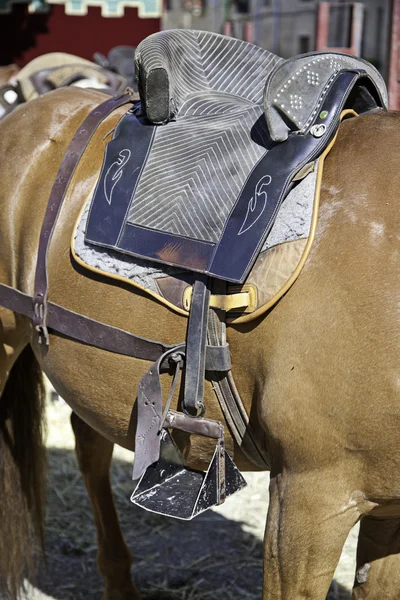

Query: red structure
[[0, 3, 160, 65], [316, 2, 364, 56]]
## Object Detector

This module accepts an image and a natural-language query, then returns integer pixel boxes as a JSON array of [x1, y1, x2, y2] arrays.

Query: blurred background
[[0, 0, 399, 108]]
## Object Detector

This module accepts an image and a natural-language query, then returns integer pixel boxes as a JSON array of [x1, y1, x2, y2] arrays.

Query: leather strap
[[0, 282, 230, 371], [207, 282, 270, 470], [183, 277, 211, 413], [132, 346, 180, 479], [33, 92, 132, 345]]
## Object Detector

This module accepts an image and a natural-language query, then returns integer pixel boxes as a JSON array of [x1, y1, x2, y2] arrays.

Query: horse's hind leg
[[71, 412, 140, 600], [352, 516, 400, 599], [263, 471, 361, 600]]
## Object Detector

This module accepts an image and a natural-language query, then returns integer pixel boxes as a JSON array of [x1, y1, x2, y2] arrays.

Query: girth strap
[[0, 283, 231, 370], [183, 277, 211, 413], [33, 92, 132, 345], [207, 282, 270, 470]]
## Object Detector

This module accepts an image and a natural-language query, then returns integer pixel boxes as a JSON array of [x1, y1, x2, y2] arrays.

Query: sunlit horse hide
[[0, 30, 388, 519], [0, 52, 127, 119]]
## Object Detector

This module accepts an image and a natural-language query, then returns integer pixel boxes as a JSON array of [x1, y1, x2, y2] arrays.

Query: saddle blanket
[[73, 162, 318, 323]]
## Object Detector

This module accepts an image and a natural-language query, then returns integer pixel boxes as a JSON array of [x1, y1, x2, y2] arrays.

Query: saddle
[[0, 30, 388, 520], [94, 46, 138, 92], [0, 52, 127, 119], [86, 30, 386, 284]]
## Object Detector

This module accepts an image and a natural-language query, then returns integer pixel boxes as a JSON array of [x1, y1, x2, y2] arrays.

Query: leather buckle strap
[[0, 283, 231, 371], [33, 92, 132, 345]]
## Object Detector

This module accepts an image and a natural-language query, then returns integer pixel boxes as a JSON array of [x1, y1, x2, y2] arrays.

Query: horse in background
[[0, 47, 137, 119]]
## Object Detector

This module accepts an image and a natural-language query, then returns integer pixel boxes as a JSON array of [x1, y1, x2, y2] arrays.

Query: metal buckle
[[32, 294, 49, 345]]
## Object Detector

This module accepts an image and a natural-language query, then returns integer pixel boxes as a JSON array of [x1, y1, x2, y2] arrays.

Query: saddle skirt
[[74, 161, 315, 323]]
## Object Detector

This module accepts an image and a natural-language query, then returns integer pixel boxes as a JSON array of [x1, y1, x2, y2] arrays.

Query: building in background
[[0, 0, 161, 64], [0, 0, 398, 108], [163, 0, 392, 78]]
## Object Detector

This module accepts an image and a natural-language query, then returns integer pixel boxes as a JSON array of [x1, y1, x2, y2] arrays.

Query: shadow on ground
[[34, 447, 351, 600]]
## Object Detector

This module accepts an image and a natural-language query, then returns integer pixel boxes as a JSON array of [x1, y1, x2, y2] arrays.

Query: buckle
[[32, 294, 49, 345]]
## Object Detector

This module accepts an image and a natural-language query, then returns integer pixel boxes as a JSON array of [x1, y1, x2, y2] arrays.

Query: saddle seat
[[135, 30, 387, 139]]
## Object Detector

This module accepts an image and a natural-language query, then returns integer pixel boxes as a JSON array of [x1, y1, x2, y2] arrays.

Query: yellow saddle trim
[[183, 285, 257, 313]]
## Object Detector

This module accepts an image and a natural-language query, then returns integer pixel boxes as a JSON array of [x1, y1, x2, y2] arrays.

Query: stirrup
[[130, 410, 246, 520]]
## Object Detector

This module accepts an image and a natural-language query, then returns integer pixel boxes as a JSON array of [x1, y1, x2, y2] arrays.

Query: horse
[[0, 53, 127, 120], [0, 86, 398, 600]]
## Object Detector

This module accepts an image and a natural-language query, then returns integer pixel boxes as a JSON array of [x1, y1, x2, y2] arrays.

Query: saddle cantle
[[85, 30, 386, 284]]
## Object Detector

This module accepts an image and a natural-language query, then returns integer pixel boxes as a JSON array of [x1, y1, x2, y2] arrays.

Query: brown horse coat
[[0, 88, 399, 599]]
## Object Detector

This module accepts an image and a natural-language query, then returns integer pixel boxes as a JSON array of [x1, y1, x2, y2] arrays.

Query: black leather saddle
[[85, 29, 386, 284]]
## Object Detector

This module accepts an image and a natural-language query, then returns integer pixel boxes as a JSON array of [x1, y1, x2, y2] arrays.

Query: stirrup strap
[[183, 277, 211, 414]]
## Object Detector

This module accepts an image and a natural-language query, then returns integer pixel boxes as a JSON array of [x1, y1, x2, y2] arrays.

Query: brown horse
[[0, 87, 399, 600], [0, 54, 126, 121]]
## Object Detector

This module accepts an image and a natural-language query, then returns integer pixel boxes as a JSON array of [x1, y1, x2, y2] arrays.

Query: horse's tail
[[0, 344, 47, 599]]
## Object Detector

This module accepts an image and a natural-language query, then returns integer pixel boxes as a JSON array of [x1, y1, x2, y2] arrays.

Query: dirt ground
[[21, 399, 359, 600]]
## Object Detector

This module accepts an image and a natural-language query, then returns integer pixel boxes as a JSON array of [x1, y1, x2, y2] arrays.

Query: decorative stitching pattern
[[128, 30, 282, 243], [271, 53, 386, 134]]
